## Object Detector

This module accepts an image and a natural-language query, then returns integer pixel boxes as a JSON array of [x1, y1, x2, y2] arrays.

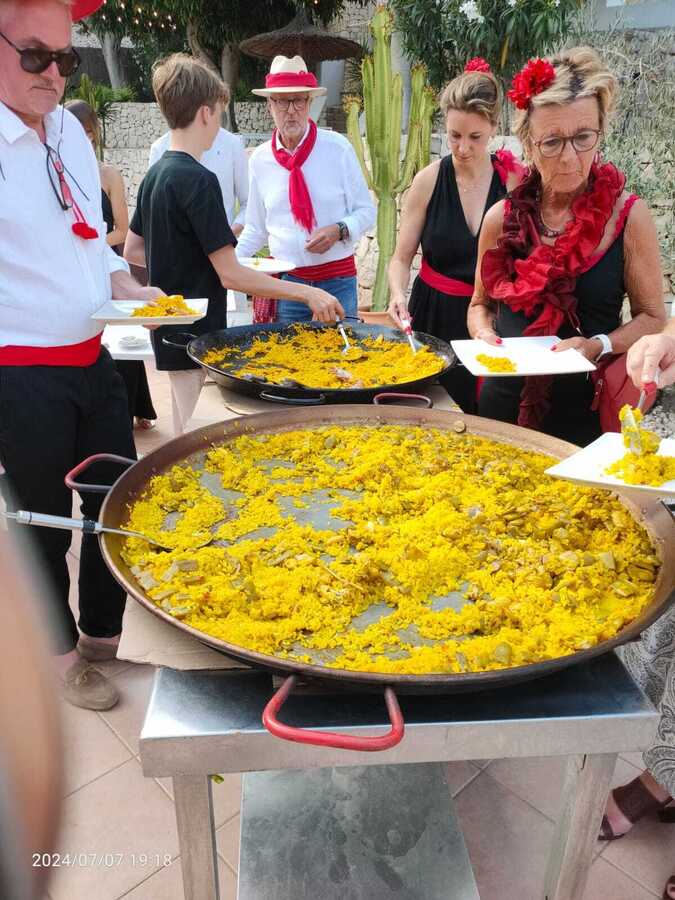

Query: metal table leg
[[173, 775, 220, 900], [544, 753, 617, 900]]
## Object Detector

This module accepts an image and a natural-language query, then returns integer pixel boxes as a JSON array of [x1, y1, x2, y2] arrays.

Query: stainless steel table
[[139, 653, 658, 900]]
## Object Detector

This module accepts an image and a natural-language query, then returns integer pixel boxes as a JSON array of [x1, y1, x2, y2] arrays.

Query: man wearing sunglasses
[[0, 0, 164, 711]]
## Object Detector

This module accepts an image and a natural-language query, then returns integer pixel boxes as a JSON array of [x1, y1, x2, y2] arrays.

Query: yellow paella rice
[[475, 353, 517, 374], [121, 425, 659, 675], [132, 294, 197, 317], [200, 325, 444, 389], [606, 404, 675, 486]]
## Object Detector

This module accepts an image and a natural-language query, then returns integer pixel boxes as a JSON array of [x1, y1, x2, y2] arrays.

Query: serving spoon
[[2, 510, 213, 552]]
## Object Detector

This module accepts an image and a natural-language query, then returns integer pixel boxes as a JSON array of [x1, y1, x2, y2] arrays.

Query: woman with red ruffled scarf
[[470, 48, 675, 898], [388, 59, 525, 413], [468, 47, 666, 446]]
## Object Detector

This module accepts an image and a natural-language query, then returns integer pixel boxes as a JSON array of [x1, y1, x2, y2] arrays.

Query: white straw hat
[[252, 55, 327, 97]]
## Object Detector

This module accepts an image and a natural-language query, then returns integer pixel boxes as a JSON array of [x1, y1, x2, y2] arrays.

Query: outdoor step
[[237, 763, 480, 900]]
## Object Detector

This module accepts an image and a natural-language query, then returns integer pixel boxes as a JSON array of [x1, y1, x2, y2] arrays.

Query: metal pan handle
[[65, 453, 136, 495], [262, 675, 404, 751], [373, 392, 433, 408], [259, 392, 327, 406], [161, 332, 197, 350]]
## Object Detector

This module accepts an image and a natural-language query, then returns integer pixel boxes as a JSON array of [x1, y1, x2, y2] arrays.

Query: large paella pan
[[66, 404, 674, 698], [162, 320, 456, 405]]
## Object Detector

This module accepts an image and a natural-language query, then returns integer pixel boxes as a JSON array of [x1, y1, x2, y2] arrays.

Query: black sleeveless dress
[[409, 154, 507, 413], [478, 236, 625, 446], [101, 188, 157, 423]]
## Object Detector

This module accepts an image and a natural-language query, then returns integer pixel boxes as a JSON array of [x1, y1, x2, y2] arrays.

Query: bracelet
[[337, 221, 349, 242]]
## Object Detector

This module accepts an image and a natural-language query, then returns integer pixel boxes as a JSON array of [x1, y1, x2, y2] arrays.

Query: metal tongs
[[399, 317, 417, 354], [622, 380, 659, 456]]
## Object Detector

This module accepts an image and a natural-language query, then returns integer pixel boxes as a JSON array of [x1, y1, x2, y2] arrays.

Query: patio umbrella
[[239, 7, 364, 63]]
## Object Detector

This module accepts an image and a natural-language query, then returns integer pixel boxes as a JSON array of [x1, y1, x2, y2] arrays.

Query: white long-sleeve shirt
[[236, 127, 375, 266], [0, 102, 128, 348], [148, 128, 249, 227]]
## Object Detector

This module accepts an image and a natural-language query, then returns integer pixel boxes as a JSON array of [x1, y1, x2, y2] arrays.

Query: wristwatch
[[337, 221, 349, 242], [591, 333, 613, 359]]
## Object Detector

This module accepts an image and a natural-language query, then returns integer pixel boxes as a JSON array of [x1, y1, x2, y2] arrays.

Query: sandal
[[599, 775, 672, 841], [664, 875, 675, 900], [135, 418, 156, 430]]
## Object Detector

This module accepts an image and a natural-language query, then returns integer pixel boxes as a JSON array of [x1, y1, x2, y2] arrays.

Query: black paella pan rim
[[97, 405, 675, 694]]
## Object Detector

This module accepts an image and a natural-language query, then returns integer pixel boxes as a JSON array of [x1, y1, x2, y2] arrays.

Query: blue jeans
[[276, 274, 358, 325]]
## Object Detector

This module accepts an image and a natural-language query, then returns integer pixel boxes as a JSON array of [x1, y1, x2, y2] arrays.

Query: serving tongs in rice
[[621, 381, 658, 456], [2, 510, 213, 552]]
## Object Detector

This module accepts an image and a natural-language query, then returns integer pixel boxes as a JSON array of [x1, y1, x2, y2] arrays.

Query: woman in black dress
[[66, 101, 157, 429], [388, 61, 524, 412]]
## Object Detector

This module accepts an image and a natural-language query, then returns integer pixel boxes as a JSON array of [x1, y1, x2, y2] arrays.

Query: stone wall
[[105, 101, 272, 151]]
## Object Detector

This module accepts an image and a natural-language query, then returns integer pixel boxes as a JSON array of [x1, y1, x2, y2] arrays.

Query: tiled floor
[[46, 360, 673, 899]]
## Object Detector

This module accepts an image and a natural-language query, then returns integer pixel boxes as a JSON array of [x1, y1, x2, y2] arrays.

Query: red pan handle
[[65, 454, 136, 495], [262, 675, 405, 751], [373, 392, 433, 408]]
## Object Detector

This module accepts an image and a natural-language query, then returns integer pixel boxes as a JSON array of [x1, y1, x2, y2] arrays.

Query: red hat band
[[72, 0, 104, 22]]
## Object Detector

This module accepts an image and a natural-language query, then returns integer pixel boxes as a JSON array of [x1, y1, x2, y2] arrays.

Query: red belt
[[290, 255, 356, 282], [0, 333, 102, 366], [419, 259, 473, 297]]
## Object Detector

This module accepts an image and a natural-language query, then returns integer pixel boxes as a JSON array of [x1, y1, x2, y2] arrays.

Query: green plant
[[345, 5, 435, 311], [390, 0, 582, 91], [69, 74, 136, 154]]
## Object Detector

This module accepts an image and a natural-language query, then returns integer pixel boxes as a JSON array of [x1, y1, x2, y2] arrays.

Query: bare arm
[[104, 167, 129, 249], [467, 201, 506, 345], [387, 163, 438, 328], [208, 245, 344, 323], [123, 228, 146, 268]]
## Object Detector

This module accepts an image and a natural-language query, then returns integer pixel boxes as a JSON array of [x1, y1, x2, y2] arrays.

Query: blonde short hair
[[152, 53, 230, 130], [514, 47, 618, 155], [439, 70, 502, 126]]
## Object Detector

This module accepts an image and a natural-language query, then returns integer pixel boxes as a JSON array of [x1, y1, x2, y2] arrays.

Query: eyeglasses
[[0, 30, 81, 76], [533, 129, 601, 158], [45, 145, 73, 212], [270, 97, 310, 112]]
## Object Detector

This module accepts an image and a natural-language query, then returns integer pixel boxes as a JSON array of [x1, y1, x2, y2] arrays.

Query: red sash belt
[[0, 333, 102, 366], [420, 259, 474, 297], [290, 255, 356, 282]]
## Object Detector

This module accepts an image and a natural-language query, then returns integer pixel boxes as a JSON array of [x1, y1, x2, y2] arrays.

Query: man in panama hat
[[0, 0, 162, 710], [238, 54, 375, 324]]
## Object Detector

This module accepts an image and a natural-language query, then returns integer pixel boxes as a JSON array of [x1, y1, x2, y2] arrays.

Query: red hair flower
[[465, 57, 491, 74], [507, 58, 555, 109]]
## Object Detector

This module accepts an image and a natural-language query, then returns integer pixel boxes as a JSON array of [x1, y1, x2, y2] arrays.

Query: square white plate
[[451, 336, 596, 377], [237, 257, 296, 275], [92, 298, 208, 326], [546, 432, 675, 497]]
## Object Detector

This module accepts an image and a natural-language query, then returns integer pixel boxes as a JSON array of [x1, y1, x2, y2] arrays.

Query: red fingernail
[[496, 338, 503, 345]]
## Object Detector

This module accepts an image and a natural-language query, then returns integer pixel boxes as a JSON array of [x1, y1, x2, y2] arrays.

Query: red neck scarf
[[271, 119, 318, 234], [481, 161, 625, 430]]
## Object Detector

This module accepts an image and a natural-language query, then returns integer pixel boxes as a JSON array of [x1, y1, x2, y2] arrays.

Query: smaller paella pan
[[163, 320, 456, 404]]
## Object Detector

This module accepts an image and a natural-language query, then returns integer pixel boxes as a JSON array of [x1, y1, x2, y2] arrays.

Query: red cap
[[72, 0, 104, 22]]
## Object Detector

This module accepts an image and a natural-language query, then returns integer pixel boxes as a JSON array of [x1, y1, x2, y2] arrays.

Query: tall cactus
[[345, 5, 435, 311]]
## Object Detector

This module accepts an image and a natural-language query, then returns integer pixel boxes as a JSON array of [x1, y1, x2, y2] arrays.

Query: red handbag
[[590, 354, 656, 433]]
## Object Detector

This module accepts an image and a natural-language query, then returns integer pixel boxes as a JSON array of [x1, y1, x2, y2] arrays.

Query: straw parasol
[[239, 7, 364, 63]]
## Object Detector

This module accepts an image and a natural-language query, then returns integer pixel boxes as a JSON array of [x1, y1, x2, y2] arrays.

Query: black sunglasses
[[45, 144, 73, 212], [0, 30, 80, 76]]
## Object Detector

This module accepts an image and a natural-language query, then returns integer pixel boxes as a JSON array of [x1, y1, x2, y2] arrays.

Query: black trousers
[[114, 360, 157, 422], [0, 350, 137, 654]]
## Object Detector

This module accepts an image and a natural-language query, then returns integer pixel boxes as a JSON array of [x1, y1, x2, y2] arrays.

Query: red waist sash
[[419, 259, 474, 297], [0, 333, 102, 366], [290, 255, 356, 282]]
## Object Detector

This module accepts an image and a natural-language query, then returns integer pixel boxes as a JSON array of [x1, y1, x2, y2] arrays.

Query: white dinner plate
[[450, 336, 596, 377], [546, 432, 675, 497], [237, 257, 296, 275], [92, 298, 208, 326]]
